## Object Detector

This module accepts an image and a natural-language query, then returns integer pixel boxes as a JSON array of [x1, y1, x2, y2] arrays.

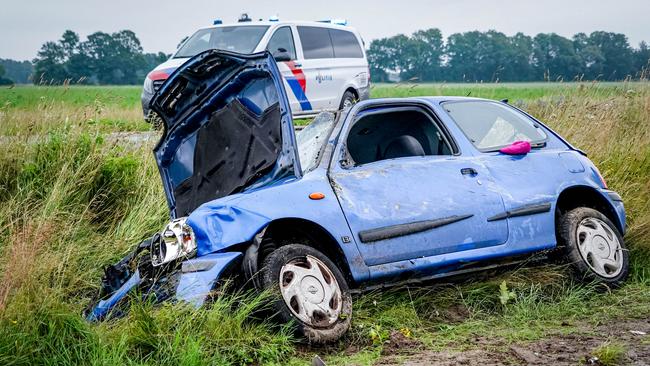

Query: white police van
[[142, 16, 370, 121]]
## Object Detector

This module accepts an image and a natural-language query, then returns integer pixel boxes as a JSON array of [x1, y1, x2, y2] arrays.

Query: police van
[[142, 16, 370, 121]]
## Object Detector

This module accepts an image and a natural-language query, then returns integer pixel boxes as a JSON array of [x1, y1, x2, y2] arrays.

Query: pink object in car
[[500, 140, 531, 155]]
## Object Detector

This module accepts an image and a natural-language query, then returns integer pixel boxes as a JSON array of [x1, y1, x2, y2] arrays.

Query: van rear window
[[297, 26, 363, 59], [330, 29, 363, 58]]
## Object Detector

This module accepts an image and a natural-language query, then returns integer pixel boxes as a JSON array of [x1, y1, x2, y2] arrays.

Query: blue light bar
[[213, 19, 223, 25], [269, 15, 279, 22]]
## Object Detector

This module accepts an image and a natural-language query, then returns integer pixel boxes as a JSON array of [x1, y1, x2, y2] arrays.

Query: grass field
[[0, 82, 649, 365]]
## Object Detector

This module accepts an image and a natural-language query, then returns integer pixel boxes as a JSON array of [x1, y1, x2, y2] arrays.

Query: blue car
[[88, 50, 629, 343]]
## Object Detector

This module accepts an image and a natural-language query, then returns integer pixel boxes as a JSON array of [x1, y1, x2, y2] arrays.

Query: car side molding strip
[[358, 214, 474, 243], [487, 202, 552, 222]]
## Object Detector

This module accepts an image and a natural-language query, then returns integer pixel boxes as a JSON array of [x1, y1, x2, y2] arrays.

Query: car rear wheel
[[557, 207, 629, 286], [260, 244, 352, 343], [339, 90, 357, 111]]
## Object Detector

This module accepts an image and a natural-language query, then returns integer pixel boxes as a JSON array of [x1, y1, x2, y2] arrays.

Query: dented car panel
[[88, 50, 626, 321], [176, 252, 243, 307], [188, 169, 370, 280]]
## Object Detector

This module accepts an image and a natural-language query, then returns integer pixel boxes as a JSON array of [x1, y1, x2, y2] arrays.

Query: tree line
[[28, 30, 169, 85], [1, 28, 648, 85], [367, 29, 650, 82]]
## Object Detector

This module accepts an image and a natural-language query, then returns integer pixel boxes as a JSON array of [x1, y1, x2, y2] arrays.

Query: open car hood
[[150, 50, 300, 218]]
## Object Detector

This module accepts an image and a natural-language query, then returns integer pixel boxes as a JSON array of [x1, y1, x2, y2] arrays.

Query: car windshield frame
[[174, 26, 270, 58], [296, 112, 338, 173], [441, 100, 548, 152]]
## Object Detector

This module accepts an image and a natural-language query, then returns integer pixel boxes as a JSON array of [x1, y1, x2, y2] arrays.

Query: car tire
[[339, 90, 357, 111], [260, 244, 352, 343], [557, 207, 629, 286]]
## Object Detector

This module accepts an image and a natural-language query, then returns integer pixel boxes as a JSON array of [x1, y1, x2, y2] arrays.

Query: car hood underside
[[150, 50, 299, 218]]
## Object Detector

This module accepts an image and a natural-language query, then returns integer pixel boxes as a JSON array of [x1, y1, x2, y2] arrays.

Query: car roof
[[199, 20, 358, 32], [355, 96, 499, 106]]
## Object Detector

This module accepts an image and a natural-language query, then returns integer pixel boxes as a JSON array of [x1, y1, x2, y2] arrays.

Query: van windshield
[[175, 26, 269, 58]]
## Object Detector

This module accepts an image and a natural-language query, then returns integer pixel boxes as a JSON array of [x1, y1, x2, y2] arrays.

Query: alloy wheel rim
[[279, 255, 342, 327], [576, 217, 623, 278]]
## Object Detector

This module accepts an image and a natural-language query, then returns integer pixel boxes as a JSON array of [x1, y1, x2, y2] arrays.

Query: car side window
[[345, 108, 453, 166], [329, 29, 363, 58], [297, 26, 334, 59], [267, 26, 296, 60], [443, 101, 548, 151]]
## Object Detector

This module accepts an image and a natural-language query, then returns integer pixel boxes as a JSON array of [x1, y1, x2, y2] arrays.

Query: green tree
[[33, 40, 68, 84], [507, 33, 535, 81], [33, 29, 149, 85], [0, 59, 33, 84], [367, 35, 410, 82], [402, 28, 444, 82], [446, 30, 516, 82], [532, 33, 582, 81], [0, 64, 15, 85], [634, 41, 650, 78], [587, 31, 635, 80], [80, 30, 145, 84], [573, 33, 605, 80]]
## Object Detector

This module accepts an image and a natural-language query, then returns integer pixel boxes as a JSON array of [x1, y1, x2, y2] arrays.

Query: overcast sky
[[1, 0, 648, 60]]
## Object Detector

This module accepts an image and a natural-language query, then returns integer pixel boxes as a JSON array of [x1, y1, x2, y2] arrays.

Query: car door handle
[[293, 62, 302, 68], [461, 168, 478, 176]]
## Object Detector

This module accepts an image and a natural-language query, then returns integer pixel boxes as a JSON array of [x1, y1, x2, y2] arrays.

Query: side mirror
[[273, 47, 292, 62], [499, 140, 531, 155]]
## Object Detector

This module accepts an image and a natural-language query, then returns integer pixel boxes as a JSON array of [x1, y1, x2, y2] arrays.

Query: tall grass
[[0, 83, 648, 364]]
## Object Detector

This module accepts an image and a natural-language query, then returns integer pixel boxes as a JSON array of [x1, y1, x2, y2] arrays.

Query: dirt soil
[[375, 318, 650, 366]]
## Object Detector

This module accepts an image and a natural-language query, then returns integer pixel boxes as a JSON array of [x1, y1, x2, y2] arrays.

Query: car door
[[294, 26, 337, 112], [265, 26, 303, 115], [329, 104, 509, 267], [441, 100, 566, 253]]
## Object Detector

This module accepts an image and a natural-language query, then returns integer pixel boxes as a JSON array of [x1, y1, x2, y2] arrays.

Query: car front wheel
[[558, 207, 629, 286], [260, 244, 352, 343]]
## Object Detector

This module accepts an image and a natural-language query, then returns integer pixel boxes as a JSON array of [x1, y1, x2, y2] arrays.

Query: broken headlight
[[151, 218, 196, 266]]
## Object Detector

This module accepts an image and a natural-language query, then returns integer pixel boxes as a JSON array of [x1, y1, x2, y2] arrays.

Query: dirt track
[[375, 318, 650, 366]]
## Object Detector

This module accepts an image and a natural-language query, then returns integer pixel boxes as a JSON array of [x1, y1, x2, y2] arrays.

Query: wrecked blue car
[[88, 50, 629, 343]]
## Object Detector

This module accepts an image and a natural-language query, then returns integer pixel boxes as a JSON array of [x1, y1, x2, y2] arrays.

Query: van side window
[[267, 27, 296, 60], [329, 29, 363, 58], [297, 26, 334, 59], [346, 108, 453, 166]]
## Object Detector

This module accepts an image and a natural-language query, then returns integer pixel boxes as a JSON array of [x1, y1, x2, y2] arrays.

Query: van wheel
[[260, 244, 352, 344], [146, 111, 164, 131], [557, 207, 629, 286], [339, 90, 357, 111]]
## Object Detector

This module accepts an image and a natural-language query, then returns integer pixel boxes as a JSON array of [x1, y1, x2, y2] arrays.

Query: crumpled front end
[[86, 219, 242, 321]]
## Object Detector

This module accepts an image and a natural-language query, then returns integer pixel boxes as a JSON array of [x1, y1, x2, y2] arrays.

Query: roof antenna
[[501, 98, 509, 104]]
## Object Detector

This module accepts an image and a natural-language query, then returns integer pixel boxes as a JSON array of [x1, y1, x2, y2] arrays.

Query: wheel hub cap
[[279, 255, 342, 327], [301, 276, 325, 303], [576, 217, 623, 278]]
